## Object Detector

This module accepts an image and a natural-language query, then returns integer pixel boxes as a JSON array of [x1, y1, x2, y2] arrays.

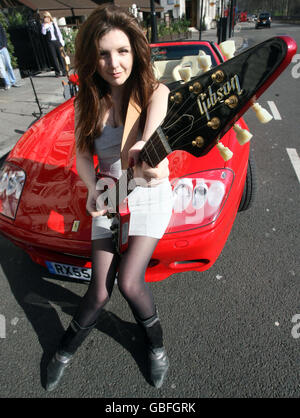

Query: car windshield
[[151, 44, 217, 84], [259, 13, 270, 18], [151, 44, 216, 63]]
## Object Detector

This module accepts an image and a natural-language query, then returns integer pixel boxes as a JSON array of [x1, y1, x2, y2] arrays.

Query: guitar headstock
[[161, 36, 297, 159]]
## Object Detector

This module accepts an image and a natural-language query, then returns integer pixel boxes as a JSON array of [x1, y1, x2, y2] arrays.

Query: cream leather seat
[[172, 55, 200, 81], [152, 59, 181, 81]]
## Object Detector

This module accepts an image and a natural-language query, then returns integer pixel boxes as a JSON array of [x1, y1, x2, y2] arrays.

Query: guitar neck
[[139, 126, 172, 167]]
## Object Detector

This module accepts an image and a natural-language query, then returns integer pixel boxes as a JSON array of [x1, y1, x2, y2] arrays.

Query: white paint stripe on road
[[286, 148, 300, 184], [267, 101, 282, 120]]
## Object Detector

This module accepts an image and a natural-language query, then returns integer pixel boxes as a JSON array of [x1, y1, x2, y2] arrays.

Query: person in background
[[0, 23, 22, 90], [41, 11, 67, 77]]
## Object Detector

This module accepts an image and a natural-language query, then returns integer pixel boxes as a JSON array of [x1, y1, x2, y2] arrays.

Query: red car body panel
[[0, 40, 252, 282]]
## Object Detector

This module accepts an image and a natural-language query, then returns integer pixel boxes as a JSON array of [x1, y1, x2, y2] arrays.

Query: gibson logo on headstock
[[197, 74, 243, 121]]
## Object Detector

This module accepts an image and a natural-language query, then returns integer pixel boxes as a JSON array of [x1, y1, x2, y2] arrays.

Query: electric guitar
[[96, 36, 297, 254]]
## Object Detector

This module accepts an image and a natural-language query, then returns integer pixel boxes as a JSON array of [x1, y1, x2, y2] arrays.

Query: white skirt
[[91, 179, 173, 240]]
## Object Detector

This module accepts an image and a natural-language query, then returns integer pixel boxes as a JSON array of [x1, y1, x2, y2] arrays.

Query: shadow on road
[[0, 237, 151, 391]]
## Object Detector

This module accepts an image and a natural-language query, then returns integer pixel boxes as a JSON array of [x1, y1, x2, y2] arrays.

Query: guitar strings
[[162, 76, 248, 148], [103, 80, 237, 203], [155, 97, 237, 152], [139, 89, 215, 163], [104, 102, 229, 210], [163, 78, 221, 127], [137, 74, 226, 164], [143, 99, 238, 164]]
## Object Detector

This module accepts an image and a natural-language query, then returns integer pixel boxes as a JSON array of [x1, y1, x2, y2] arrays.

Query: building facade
[[159, 0, 186, 19]]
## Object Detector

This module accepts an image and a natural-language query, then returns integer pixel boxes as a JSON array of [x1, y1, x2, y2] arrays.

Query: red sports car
[[1, 39, 291, 283]]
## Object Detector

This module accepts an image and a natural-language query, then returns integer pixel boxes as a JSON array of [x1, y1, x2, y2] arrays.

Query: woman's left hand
[[128, 140, 169, 182]]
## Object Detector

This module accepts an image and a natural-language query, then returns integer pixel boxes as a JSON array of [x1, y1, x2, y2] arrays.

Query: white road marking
[[286, 148, 300, 184], [267, 101, 282, 120]]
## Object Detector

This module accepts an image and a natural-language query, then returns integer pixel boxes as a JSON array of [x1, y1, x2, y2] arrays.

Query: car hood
[[6, 99, 93, 241]]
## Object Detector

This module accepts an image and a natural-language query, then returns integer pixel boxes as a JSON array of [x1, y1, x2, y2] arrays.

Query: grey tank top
[[94, 125, 123, 179]]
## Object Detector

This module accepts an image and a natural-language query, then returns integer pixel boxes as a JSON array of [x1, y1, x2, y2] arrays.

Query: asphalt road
[[0, 22, 299, 399]]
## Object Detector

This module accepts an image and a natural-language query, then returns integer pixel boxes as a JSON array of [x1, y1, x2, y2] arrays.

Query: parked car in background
[[0, 41, 255, 283], [248, 14, 257, 22], [256, 12, 272, 28]]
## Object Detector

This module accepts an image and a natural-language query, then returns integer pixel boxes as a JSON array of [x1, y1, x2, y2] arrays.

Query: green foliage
[[158, 17, 190, 38], [158, 22, 170, 37], [0, 11, 18, 69], [61, 27, 78, 55], [6, 11, 26, 28]]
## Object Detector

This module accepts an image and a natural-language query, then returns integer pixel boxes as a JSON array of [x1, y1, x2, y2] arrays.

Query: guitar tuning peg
[[197, 55, 212, 72], [218, 40, 236, 60], [179, 67, 192, 82], [251, 103, 273, 123], [216, 141, 233, 161], [233, 124, 253, 145]]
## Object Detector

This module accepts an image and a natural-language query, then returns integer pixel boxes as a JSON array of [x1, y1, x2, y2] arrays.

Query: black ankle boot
[[135, 309, 169, 389], [46, 319, 96, 392]]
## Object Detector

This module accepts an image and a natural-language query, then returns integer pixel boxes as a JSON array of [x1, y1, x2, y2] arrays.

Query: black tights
[[74, 235, 159, 328]]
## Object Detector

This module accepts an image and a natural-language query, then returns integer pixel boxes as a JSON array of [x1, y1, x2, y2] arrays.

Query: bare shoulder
[[150, 83, 170, 102]]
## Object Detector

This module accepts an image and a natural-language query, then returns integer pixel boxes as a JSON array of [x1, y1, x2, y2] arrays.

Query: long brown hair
[[75, 4, 158, 154]]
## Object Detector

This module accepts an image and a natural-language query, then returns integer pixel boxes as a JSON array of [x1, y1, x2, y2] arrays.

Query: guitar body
[[94, 172, 130, 254], [113, 207, 130, 254]]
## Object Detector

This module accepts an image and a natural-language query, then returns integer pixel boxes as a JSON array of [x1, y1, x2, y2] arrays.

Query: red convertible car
[[0, 40, 260, 282]]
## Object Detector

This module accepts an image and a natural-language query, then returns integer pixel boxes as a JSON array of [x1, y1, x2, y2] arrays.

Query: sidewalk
[[0, 71, 67, 159], [187, 26, 244, 50], [0, 28, 245, 161]]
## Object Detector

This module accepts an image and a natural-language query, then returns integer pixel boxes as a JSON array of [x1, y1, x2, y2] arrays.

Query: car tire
[[238, 151, 257, 212]]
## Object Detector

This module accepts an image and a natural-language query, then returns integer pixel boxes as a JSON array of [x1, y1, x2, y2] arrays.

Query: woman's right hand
[[86, 187, 107, 217]]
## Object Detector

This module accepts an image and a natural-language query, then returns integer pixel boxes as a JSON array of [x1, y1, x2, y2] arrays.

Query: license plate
[[46, 261, 91, 281]]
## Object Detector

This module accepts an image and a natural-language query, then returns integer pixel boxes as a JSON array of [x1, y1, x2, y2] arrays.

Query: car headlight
[[166, 168, 234, 233], [173, 178, 193, 212], [207, 181, 225, 207], [0, 163, 26, 219]]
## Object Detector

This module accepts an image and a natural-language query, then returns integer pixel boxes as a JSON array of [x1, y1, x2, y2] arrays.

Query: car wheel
[[238, 151, 257, 212]]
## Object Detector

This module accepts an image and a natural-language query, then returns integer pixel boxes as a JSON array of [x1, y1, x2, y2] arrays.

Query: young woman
[[46, 5, 173, 391], [41, 11, 67, 77]]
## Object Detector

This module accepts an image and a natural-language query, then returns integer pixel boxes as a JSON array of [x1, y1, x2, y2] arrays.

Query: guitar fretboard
[[140, 127, 172, 168]]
